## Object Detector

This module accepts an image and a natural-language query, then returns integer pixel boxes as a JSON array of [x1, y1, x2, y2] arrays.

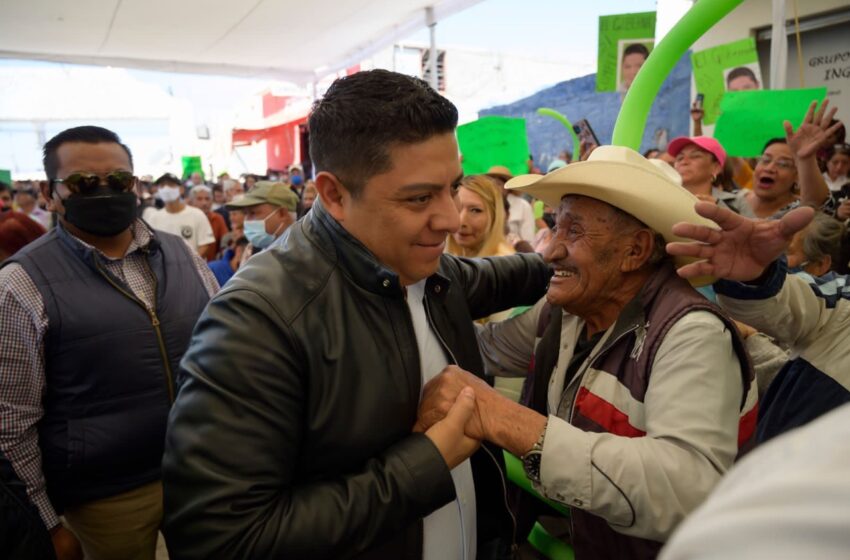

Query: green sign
[[691, 38, 761, 125], [0, 169, 11, 185], [457, 116, 530, 176], [597, 11, 656, 93], [181, 156, 203, 180], [714, 88, 827, 157]]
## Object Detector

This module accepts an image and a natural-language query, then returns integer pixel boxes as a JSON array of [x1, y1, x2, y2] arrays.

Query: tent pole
[[769, 0, 788, 89], [426, 7, 438, 90]]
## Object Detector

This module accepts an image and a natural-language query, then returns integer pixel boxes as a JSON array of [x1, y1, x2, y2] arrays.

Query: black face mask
[[61, 189, 138, 237], [542, 212, 556, 230]]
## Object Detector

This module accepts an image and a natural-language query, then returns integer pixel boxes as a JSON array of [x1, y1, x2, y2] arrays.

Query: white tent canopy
[[0, 0, 481, 82], [0, 66, 177, 121]]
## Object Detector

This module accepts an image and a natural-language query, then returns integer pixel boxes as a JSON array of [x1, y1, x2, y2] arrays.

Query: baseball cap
[[667, 136, 727, 167], [226, 181, 299, 212]]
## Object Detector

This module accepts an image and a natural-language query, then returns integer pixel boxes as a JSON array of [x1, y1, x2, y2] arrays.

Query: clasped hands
[[415, 366, 546, 469], [414, 366, 492, 469]]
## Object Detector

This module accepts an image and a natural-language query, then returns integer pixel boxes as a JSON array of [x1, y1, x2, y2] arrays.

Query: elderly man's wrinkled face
[[543, 196, 631, 315]]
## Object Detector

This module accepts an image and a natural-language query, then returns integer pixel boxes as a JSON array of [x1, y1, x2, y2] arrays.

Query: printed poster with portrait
[[596, 11, 656, 93], [691, 38, 763, 125]]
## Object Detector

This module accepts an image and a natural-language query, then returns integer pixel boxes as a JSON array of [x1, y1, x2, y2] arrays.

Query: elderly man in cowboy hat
[[416, 146, 757, 559]]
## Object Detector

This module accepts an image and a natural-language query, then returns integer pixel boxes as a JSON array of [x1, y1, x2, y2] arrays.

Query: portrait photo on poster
[[618, 39, 654, 93], [723, 63, 763, 92]]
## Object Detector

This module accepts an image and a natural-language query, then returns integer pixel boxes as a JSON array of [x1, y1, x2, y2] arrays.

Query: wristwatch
[[521, 420, 548, 484]]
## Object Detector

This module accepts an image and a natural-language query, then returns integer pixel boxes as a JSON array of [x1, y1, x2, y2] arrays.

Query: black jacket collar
[[306, 198, 449, 300]]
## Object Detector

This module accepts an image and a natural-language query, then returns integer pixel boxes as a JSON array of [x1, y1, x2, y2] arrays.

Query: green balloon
[[612, 0, 745, 149], [536, 108, 580, 161]]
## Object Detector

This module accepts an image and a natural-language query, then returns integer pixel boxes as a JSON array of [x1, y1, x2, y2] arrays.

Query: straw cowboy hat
[[506, 145, 718, 286]]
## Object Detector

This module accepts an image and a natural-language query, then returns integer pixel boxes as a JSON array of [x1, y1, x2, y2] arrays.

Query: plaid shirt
[[0, 219, 218, 529]]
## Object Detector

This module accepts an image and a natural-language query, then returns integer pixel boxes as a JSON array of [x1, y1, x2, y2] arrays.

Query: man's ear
[[808, 255, 832, 277], [314, 171, 351, 223], [621, 229, 655, 272], [41, 181, 58, 213]]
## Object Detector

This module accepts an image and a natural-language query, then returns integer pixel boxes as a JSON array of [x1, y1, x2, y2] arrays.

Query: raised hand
[[579, 139, 598, 162], [785, 99, 842, 160], [666, 201, 815, 282]]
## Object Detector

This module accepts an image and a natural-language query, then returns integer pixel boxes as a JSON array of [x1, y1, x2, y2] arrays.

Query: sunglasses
[[51, 171, 136, 195]]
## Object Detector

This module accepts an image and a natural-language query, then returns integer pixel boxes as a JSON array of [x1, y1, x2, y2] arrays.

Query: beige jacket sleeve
[[717, 273, 850, 379], [475, 298, 546, 377], [536, 311, 743, 541]]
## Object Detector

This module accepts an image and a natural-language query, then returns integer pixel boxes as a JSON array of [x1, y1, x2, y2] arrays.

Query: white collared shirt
[[405, 279, 476, 560]]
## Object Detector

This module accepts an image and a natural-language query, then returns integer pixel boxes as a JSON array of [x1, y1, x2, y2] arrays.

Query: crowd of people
[[1, 68, 849, 560]]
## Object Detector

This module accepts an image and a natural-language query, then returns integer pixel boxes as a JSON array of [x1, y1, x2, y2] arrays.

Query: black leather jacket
[[162, 200, 550, 559]]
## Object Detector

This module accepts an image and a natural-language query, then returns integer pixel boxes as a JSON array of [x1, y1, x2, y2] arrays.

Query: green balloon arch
[[611, 0, 745, 149]]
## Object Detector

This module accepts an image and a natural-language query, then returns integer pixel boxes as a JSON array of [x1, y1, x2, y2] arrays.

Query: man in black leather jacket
[[162, 69, 550, 560]]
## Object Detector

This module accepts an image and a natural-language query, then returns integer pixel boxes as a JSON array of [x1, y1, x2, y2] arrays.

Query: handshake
[[414, 366, 547, 469]]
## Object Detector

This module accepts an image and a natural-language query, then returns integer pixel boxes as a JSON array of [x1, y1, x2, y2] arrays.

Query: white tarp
[[0, 0, 481, 82], [0, 66, 176, 121]]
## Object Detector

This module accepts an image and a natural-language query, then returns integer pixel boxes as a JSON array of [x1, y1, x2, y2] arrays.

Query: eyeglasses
[[51, 171, 136, 195], [757, 156, 795, 170]]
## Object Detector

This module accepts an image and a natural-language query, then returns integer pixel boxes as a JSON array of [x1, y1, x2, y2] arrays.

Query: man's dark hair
[[623, 43, 649, 60], [155, 173, 181, 186], [308, 69, 458, 197], [763, 137, 787, 152], [726, 66, 759, 87], [42, 126, 133, 181], [0, 181, 9, 193]]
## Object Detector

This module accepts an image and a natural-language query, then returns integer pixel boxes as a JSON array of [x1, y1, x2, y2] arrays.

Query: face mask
[[290, 175, 303, 187], [157, 186, 181, 203], [244, 217, 276, 249], [61, 189, 138, 237]]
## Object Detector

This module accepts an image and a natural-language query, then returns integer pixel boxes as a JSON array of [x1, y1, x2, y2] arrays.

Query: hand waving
[[785, 99, 842, 160], [666, 202, 815, 282]]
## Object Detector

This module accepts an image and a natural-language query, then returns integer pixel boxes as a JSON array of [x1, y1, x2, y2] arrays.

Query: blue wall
[[480, 53, 692, 170]]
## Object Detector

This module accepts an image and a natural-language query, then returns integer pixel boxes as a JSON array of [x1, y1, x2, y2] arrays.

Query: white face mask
[[157, 186, 181, 203]]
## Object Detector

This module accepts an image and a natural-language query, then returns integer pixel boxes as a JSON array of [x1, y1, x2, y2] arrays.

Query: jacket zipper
[[423, 297, 519, 556], [92, 255, 175, 404], [560, 320, 647, 542], [562, 321, 646, 423]]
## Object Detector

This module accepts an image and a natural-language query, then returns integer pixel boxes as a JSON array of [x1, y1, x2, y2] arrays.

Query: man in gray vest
[[0, 126, 218, 560], [416, 146, 757, 559]]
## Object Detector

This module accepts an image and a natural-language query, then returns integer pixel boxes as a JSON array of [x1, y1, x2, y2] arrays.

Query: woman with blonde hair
[[447, 175, 523, 400], [446, 174, 514, 257]]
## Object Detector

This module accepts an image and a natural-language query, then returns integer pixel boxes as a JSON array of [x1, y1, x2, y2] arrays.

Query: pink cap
[[667, 136, 727, 167]]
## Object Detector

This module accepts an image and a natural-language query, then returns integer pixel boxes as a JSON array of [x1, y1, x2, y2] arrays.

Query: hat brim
[[225, 195, 266, 209], [506, 160, 719, 287], [485, 172, 513, 182]]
